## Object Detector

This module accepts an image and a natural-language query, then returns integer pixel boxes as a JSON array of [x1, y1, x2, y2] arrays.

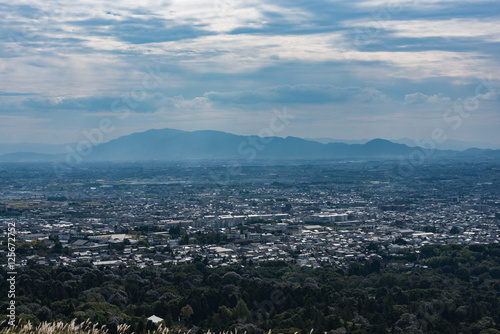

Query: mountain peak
[[365, 138, 395, 145]]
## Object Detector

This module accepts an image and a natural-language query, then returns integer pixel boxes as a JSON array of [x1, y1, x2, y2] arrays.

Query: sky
[[0, 0, 499, 146]]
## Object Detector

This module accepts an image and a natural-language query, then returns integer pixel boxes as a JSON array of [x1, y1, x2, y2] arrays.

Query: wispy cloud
[[404, 92, 451, 105], [348, 18, 500, 41], [205, 84, 386, 104]]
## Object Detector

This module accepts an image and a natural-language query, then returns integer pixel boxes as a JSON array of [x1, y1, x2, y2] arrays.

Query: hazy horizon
[[0, 127, 499, 155], [0, 126, 497, 147]]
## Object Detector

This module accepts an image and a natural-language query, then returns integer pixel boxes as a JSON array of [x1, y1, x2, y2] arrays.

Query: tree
[[394, 313, 422, 334], [233, 299, 250, 321], [169, 225, 181, 236], [179, 234, 190, 245], [212, 306, 233, 331], [138, 239, 149, 247], [164, 312, 174, 328], [52, 241, 64, 253], [480, 330, 500, 334], [180, 304, 194, 324]]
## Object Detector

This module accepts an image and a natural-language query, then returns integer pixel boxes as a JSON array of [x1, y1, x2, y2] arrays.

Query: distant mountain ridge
[[0, 142, 70, 155], [308, 137, 500, 151], [0, 128, 499, 162]]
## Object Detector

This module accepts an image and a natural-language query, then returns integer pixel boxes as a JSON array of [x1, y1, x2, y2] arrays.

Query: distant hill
[[308, 137, 500, 151], [0, 142, 70, 155], [0, 128, 499, 162], [306, 137, 370, 145], [393, 138, 500, 151], [69, 129, 419, 161], [0, 152, 59, 162]]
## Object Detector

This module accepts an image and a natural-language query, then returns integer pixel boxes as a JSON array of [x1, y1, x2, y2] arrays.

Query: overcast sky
[[1, 0, 499, 145]]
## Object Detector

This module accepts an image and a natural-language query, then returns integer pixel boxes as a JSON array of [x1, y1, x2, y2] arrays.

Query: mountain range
[[308, 137, 499, 151], [0, 128, 498, 162]]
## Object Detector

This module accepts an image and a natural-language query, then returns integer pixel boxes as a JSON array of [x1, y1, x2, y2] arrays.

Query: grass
[[1, 319, 134, 334], [0, 320, 285, 334]]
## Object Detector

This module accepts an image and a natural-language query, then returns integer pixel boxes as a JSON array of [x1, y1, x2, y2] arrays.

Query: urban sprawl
[[1, 161, 499, 270]]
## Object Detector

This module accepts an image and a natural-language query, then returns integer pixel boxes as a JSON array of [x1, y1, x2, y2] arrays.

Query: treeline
[[0, 244, 500, 334]]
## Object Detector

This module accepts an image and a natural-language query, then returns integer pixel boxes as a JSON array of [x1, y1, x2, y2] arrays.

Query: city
[[1, 160, 498, 270]]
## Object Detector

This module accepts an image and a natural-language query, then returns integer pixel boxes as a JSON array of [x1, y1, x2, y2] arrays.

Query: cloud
[[204, 84, 386, 104], [69, 17, 215, 44], [0, 0, 499, 144], [21, 94, 164, 113], [404, 92, 451, 105], [476, 90, 499, 101], [351, 50, 499, 80], [0, 91, 37, 96], [405, 88, 498, 106], [17, 93, 212, 114], [21, 96, 114, 111], [355, 0, 498, 10], [348, 18, 500, 42]]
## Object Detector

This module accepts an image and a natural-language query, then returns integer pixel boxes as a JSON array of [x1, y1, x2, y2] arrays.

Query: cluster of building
[[1, 161, 499, 269]]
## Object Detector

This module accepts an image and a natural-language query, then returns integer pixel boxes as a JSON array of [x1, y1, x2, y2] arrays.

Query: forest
[[1, 243, 500, 334]]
